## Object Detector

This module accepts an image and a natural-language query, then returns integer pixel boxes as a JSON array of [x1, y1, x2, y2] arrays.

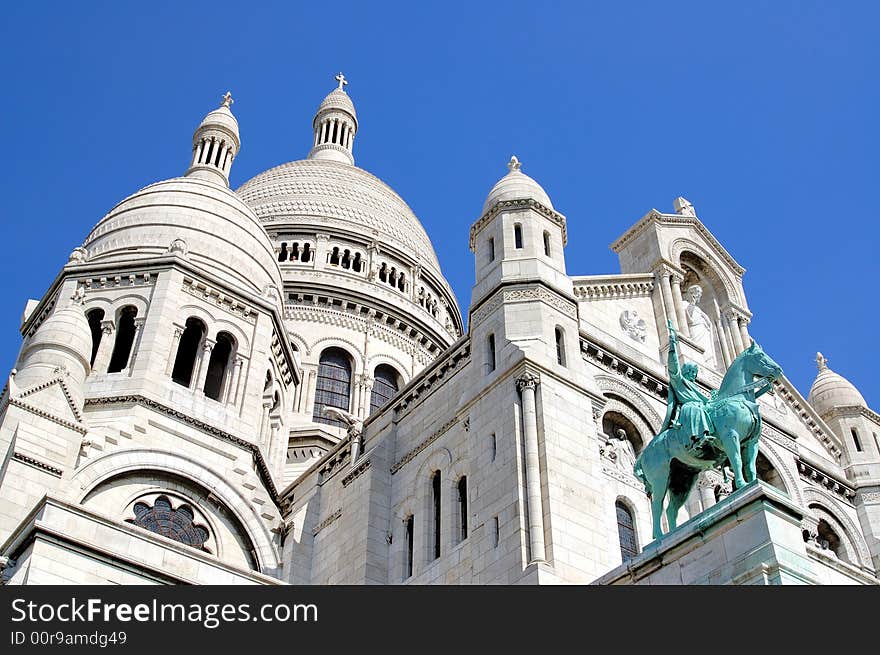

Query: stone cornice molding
[[572, 273, 655, 301], [469, 197, 568, 251], [182, 276, 258, 324], [469, 282, 578, 329], [11, 452, 63, 477], [611, 210, 745, 277], [822, 405, 880, 425]]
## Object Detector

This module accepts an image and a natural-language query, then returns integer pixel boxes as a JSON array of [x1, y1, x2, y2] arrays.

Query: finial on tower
[[335, 72, 348, 90], [507, 155, 522, 173], [816, 352, 828, 371], [221, 91, 233, 108]]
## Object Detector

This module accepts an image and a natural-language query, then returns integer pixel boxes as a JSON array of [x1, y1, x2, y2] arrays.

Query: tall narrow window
[[851, 428, 863, 452], [490, 433, 497, 462], [278, 243, 289, 262], [313, 348, 352, 427], [370, 364, 400, 415], [492, 516, 500, 548], [514, 224, 523, 249], [555, 327, 566, 366], [107, 306, 137, 373], [86, 308, 105, 368], [405, 515, 414, 579], [172, 318, 206, 387], [487, 333, 496, 373], [487, 237, 495, 262], [457, 477, 468, 542], [431, 471, 441, 560], [204, 332, 234, 401], [616, 501, 638, 562], [874, 433, 880, 454], [543, 231, 551, 257]]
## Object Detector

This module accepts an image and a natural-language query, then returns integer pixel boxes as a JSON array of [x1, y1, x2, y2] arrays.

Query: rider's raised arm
[[667, 319, 681, 377]]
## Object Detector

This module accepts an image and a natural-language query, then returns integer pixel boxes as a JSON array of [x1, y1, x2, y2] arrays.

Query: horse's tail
[[633, 454, 651, 498]]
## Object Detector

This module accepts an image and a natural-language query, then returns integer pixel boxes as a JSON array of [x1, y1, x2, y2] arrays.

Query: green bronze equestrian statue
[[633, 320, 783, 540]]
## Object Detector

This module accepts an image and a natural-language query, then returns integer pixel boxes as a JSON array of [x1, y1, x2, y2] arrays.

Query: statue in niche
[[619, 309, 647, 343], [608, 428, 637, 473], [684, 284, 716, 367]]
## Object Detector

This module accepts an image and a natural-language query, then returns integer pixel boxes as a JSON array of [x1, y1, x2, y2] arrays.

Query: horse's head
[[742, 340, 783, 381]]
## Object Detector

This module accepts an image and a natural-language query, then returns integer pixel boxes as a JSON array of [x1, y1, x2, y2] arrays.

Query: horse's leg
[[666, 469, 698, 532], [649, 467, 670, 541], [742, 435, 760, 483], [719, 427, 747, 489]]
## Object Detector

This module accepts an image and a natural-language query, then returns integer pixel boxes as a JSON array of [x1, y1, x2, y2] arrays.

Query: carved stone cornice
[[312, 508, 342, 536], [797, 459, 856, 501], [572, 274, 655, 301], [470, 283, 577, 328], [182, 277, 258, 324], [469, 198, 567, 251], [342, 458, 371, 487], [391, 415, 461, 474], [11, 452, 63, 477]]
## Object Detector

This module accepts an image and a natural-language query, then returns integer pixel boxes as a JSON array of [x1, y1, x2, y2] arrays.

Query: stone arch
[[594, 375, 663, 433], [367, 353, 411, 385], [286, 331, 310, 356], [109, 293, 150, 317], [601, 397, 653, 456], [669, 239, 742, 305], [802, 487, 872, 568], [206, 318, 251, 354], [309, 337, 364, 375], [70, 449, 280, 572], [756, 440, 802, 504], [177, 304, 220, 332]]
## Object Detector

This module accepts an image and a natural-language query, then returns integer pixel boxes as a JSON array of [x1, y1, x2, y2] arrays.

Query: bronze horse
[[633, 341, 783, 540]]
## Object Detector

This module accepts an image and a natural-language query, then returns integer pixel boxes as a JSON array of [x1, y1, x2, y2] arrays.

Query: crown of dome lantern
[[185, 92, 241, 186], [308, 73, 358, 165]]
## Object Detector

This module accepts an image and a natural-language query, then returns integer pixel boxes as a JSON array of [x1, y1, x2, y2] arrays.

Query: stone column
[[698, 470, 723, 511], [727, 310, 745, 355], [738, 318, 751, 349], [714, 312, 732, 368], [91, 320, 116, 374], [517, 373, 545, 563], [228, 356, 244, 405], [657, 269, 678, 331], [314, 233, 331, 270], [194, 340, 215, 393], [126, 317, 146, 370], [165, 326, 183, 375], [670, 273, 690, 338]]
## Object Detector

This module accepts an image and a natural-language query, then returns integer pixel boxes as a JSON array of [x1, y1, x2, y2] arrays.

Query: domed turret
[[308, 73, 358, 165], [14, 290, 92, 410], [81, 95, 282, 295], [185, 92, 240, 186], [808, 352, 867, 417], [482, 156, 554, 214]]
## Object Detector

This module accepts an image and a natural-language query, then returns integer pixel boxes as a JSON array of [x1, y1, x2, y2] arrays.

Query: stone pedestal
[[593, 481, 817, 585]]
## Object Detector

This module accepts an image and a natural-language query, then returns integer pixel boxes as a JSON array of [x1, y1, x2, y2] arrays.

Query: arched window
[[431, 471, 441, 560], [370, 364, 400, 415], [301, 243, 312, 262], [329, 246, 340, 266], [514, 223, 523, 249], [487, 333, 496, 373], [457, 477, 468, 542], [313, 347, 352, 427], [851, 428, 863, 452], [86, 308, 105, 367], [107, 306, 138, 373], [543, 231, 551, 257], [278, 243, 289, 262], [172, 317, 207, 387], [555, 326, 566, 366], [204, 332, 235, 401], [405, 515, 414, 579], [615, 501, 638, 562], [352, 252, 362, 272], [128, 495, 209, 551]]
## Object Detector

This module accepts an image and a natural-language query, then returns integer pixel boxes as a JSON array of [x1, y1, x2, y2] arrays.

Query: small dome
[[315, 88, 357, 123], [21, 303, 92, 371], [808, 352, 867, 416], [482, 156, 553, 215], [198, 104, 240, 145], [82, 177, 282, 295]]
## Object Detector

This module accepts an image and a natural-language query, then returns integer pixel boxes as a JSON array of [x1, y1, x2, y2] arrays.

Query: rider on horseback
[[660, 320, 714, 453]]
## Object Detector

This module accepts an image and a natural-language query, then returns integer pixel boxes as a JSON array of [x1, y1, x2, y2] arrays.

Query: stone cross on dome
[[221, 91, 233, 108], [816, 351, 828, 371], [335, 72, 348, 90], [507, 155, 522, 172]]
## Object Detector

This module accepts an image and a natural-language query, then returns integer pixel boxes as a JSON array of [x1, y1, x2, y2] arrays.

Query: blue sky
[[1, 2, 877, 406]]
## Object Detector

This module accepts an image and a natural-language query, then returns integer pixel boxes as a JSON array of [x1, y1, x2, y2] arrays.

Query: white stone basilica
[[1, 78, 878, 585]]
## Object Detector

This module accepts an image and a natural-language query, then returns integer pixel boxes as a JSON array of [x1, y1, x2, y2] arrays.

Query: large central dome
[[236, 158, 442, 273]]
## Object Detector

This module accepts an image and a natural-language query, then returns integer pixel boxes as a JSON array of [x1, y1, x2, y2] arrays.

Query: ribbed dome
[[315, 88, 357, 123], [236, 158, 442, 273], [82, 177, 282, 295], [808, 352, 867, 416], [482, 156, 553, 215]]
